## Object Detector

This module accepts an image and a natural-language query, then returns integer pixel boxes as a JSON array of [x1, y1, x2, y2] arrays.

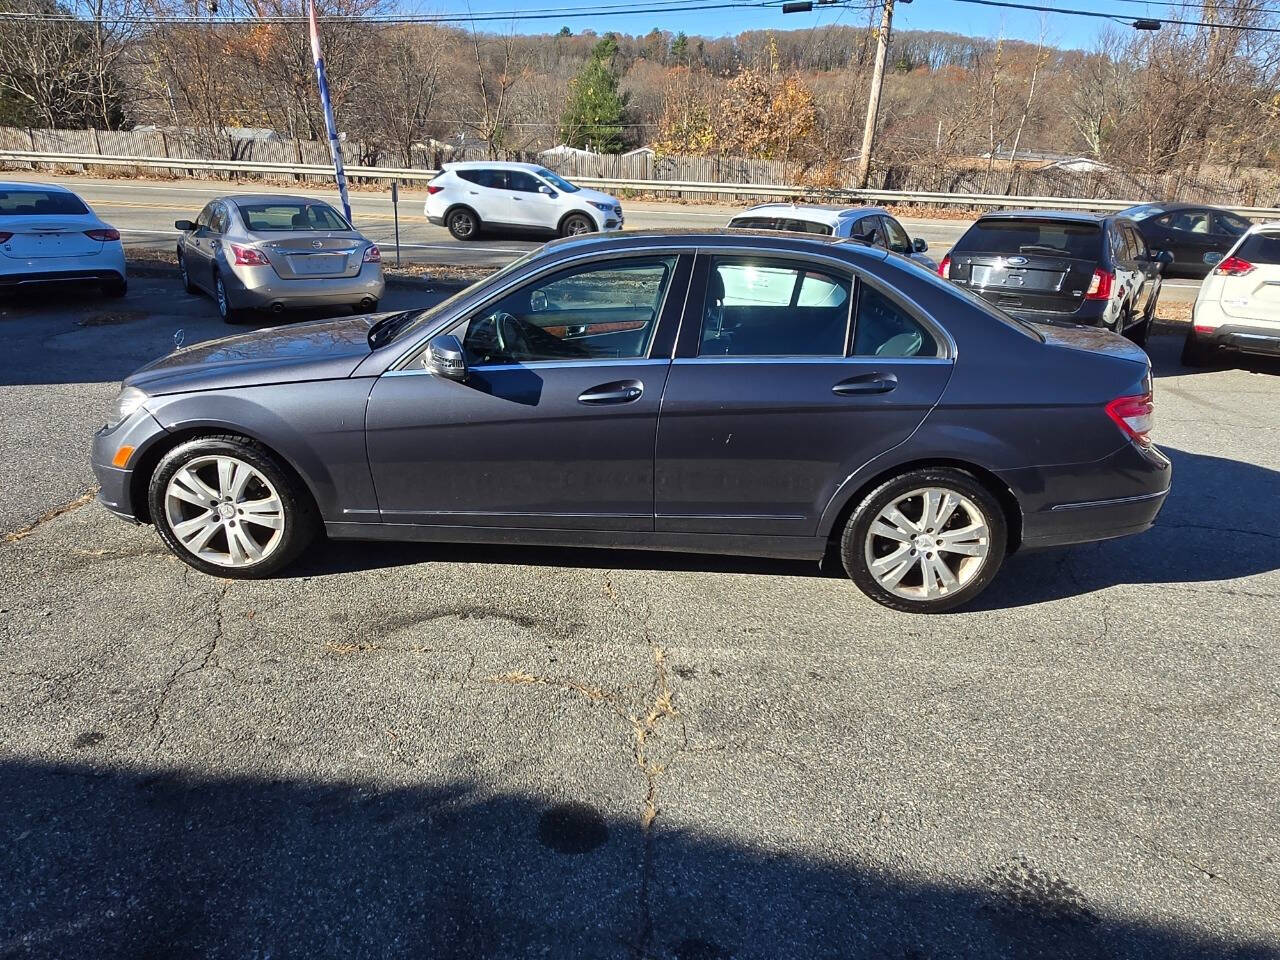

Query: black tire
[[147, 434, 318, 579], [178, 251, 197, 293], [101, 277, 127, 298], [1180, 331, 1219, 368], [353, 300, 378, 314], [560, 213, 595, 238], [840, 467, 1008, 613], [213, 271, 244, 324], [1128, 307, 1153, 347], [447, 208, 480, 241]]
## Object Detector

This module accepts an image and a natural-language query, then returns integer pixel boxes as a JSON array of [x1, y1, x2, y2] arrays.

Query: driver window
[[454, 257, 676, 365], [508, 171, 542, 193], [195, 204, 214, 230], [851, 282, 939, 358]]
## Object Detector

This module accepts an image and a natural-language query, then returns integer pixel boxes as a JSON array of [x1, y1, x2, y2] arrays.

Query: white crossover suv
[[425, 162, 623, 241], [0, 181, 127, 297], [1182, 222, 1280, 367]]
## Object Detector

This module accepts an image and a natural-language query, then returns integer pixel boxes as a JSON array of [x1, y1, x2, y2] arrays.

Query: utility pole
[[855, 0, 895, 189]]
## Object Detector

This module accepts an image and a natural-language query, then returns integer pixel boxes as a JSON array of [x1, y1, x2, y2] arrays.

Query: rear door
[[1217, 231, 1280, 327], [456, 168, 513, 225], [1120, 222, 1159, 319], [946, 217, 1101, 315], [1163, 208, 1218, 271], [654, 253, 952, 537]]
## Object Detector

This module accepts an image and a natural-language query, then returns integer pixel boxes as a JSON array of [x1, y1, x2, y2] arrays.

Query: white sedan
[[0, 181, 127, 297], [1182, 221, 1280, 367]]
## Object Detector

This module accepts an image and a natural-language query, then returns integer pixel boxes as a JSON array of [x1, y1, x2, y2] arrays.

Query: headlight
[[106, 386, 147, 430], [590, 201, 614, 212]]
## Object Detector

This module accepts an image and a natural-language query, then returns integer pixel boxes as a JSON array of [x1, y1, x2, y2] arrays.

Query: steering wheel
[[491, 311, 533, 359]]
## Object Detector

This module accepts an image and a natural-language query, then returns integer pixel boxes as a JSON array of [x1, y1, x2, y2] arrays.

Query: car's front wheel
[[841, 468, 1007, 613], [179, 251, 197, 293], [560, 213, 595, 237], [149, 435, 317, 579]]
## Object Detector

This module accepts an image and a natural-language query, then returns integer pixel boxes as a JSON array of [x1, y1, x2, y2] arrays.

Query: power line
[[0, 0, 873, 25], [948, 0, 1280, 33]]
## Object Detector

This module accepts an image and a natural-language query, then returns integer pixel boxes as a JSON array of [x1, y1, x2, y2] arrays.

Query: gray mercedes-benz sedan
[[174, 194, 385, 322], [92, 230, 1170, 612]]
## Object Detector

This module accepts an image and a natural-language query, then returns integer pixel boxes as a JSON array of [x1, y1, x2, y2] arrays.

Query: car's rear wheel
[[213, 271, 244, 324], [841, 468, 1007, 613], [560, 213, 594, 238], [447, 208, 480, 241], [148, 436, 317, 579], [1180, 331, 1220, 367]]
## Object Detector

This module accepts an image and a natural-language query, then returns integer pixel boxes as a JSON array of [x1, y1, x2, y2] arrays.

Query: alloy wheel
[[163, 454, 285, 568], [215, 276, 228, 318], [862, 486, 991, 602], [564, 215, 592, 236]]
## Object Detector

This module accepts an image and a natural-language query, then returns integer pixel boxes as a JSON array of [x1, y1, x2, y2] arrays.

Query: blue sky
[[426, 0, 1165, 50]]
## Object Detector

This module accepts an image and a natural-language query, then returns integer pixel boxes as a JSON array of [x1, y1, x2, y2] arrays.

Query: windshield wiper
[[1017, 245, 1072, 257], [367, 311, 416, 349]]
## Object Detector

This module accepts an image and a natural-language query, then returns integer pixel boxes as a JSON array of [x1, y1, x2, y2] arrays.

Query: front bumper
[[225, 263, 386, 310], [1001, 441, 1172, 550], [90, 409, 169, 524]]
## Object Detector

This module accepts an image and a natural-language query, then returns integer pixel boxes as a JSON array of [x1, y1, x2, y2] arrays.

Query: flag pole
[[306, 0, 352, 223]]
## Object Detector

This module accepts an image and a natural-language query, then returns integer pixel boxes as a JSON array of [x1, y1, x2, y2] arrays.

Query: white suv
[[425, 162, 623, 241], [1182, 221, 1280, 367]]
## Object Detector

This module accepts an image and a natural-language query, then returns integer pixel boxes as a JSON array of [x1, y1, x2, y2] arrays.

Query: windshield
[[368, 250, 543, 349], [956, 218, 1102, 260], [0, 189, 89, 216], [536, 169, 580, 193], [236, 201, 351, 232]]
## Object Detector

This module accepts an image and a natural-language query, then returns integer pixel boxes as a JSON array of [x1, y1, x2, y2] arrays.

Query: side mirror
[[912, 237, 929, 253], [427, 334, 468, 382], [175, 219, 195, 232], [538, 185, 556, 197]]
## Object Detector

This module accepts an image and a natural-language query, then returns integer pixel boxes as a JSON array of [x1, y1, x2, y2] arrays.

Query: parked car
[[425, 162, 623, 241], [93, 230, 1169, 613], [728, 203, 936, 270], [1118, 202, 1252, 278], [0, 181, 126, 297], [174, 194, 384, 323], [940, 210, 1171, 344], [1181, 221, 1280, 367]]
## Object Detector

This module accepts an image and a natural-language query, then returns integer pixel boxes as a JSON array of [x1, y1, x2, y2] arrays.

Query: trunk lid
[[259, 233, 366, 280], [0, 218, 102, 259], [1217, 231, 1280, 326], [1030, 321, 1150, 365]]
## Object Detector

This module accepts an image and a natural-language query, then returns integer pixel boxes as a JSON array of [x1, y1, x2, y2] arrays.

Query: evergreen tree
[[560, 37, 627, 153]]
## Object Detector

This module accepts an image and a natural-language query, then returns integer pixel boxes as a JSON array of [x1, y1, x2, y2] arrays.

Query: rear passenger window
[[458, 169, 507, 189], [728, 216, 780, 230], [700, 258, 851, 357], [852, 283, 939, 358]]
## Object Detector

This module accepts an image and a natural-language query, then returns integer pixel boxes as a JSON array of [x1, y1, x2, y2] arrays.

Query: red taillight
[[938, 254, 951, 279], [0, 231, 12, 244], [427, 184, 444, 195], [230, 243, 271, 266], [363, 243, 381, 263], [84, 228, 120, 242], [1085, 268, 1113, 300], [1106, 392, 1154, 446], [1213, 255, 1254, 277]]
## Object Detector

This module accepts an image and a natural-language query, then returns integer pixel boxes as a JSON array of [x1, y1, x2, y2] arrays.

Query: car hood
[[126, 314, 380, 395], [573, 187, 619, 207]]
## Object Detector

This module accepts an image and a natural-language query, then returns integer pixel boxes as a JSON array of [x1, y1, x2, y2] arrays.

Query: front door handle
[[833, 372, 898, 396], [579, 379, 644, 405]]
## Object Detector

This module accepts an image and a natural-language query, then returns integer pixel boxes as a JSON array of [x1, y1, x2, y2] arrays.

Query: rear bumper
[[1001, 441, 1172, 549], [1008, 298, 1117, 329], [1, 246, 127, 287], [0, 267, 125, 288], [225, 263, 386, 310], [1192, 324, 1280, 358], [427, 215, 444, 226]]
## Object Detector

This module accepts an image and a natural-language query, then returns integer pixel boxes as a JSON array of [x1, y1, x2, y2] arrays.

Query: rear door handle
[[579, 379, 644, 404], [833, 372, 898, 396]]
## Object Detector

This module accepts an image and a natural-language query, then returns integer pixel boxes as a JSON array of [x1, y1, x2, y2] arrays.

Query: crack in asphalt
[[149, 583, 236, 751], [2, 489, 98, 544]]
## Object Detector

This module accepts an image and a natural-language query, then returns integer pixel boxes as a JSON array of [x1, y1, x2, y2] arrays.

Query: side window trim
[[847, 272, 953, 361]]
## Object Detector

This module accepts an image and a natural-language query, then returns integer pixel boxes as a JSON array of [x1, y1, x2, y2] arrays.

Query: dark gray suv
[[92, 231, 1170, 612]]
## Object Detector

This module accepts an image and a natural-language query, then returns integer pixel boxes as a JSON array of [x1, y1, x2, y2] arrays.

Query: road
[[1, 171, 1206, 301], [0, 269, 1276, 957]]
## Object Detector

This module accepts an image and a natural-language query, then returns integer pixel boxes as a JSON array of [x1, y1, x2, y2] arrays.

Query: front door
[[505, 170, 560, 228], [365, 253, 692, 531], [655, 254, 952, 537]]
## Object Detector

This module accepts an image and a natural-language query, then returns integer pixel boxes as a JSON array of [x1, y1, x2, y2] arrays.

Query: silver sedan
[[175, 194, 385, 323]]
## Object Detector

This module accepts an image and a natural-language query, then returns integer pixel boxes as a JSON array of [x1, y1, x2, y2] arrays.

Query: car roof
[[539, 228, 889, 262], [731, 203, 890, 225], [0, 181, 77, 194], [444, 160, 547, 172], [221, 194, 334, 205], [975, 209, 1112, 224]]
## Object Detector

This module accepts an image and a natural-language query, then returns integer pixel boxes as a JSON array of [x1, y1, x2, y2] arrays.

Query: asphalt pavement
[[0, 250, 1277, 958]]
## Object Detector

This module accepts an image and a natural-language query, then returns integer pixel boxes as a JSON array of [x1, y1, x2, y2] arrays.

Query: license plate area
[[970, 264, 1064, 292], [287, 253, 347, 275]]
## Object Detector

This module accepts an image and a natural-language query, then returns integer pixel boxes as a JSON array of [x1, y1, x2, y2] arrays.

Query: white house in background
[[538, 143, 598, 160], [1039, 156, 1114, 174], [222, 127, 281, 143], [621, 146, 655, 158], [979, 147, 1112, 174]]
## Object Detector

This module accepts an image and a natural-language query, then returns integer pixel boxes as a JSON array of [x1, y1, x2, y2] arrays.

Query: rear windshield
[[1235, 232, 1280, 265], [0, 189, 89, 216], [728, 216, 833, 236], [235, 201, 350, 232], [956, 218, 1102, 260]]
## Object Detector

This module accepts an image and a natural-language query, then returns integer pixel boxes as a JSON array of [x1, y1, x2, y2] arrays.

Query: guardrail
[[4, 149, 1280, 218]]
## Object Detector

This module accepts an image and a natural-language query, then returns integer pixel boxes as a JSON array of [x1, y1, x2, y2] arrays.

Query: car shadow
[[1147, 326, 1280, 378], [293, 445, 1276, 611], [2, 759, 1273, 958]]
